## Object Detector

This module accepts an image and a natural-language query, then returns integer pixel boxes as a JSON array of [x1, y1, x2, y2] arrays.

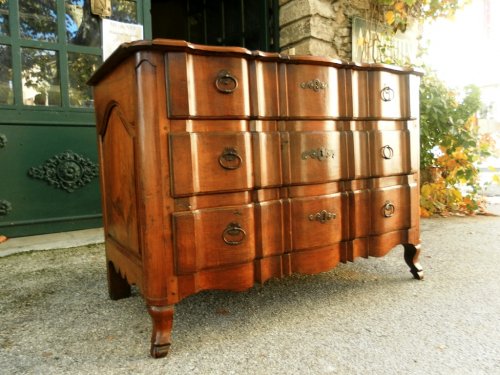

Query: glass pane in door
[[65, 0, 101, 46], [21, 48, 61, 106], [110, 0, 137, 23], [0, 44, 13, 105], [0, 0, 9, 36], [20, 0, 58, 42], [68, 52, 100, 107]]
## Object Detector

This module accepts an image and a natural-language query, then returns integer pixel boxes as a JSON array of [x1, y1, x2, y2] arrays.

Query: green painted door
[[0, 0, 151, 237]]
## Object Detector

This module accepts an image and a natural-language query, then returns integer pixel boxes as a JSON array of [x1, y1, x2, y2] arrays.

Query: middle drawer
[[282, 130, 350, 185], [169, 131, 254, 196]]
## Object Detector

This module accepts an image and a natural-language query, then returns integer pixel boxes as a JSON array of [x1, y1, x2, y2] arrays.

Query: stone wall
[[279, 0, 372, 60]]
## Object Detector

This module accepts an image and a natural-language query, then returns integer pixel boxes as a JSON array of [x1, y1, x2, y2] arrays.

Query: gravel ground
[[1, 216, 500, 375]]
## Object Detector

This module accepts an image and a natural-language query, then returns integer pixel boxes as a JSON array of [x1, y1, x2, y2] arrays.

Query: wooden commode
[[89, 39, 423, 358]]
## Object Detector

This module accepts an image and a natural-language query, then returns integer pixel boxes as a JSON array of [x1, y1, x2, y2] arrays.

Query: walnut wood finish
[[89, 39, 424, 357]]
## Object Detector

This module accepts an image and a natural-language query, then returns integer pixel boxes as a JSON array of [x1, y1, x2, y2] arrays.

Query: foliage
[[419, 69, 497, 216], [374, 0, 470, 32], [368, 0, 499, 216]]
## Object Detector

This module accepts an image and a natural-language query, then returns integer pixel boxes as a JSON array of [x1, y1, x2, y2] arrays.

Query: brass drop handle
[[380, 86, 395, 102], [381, 145, 394, 159], [215, 70, 238, 94], [218, 147, 242, 170], [222, 222, 246, 245], [309, 210, 336, 224], [382, 201, 395, 217]]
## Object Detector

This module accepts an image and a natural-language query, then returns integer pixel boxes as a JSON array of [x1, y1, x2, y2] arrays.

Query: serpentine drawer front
[[169, 131, 254, 196], [89, 39, 424, 358]]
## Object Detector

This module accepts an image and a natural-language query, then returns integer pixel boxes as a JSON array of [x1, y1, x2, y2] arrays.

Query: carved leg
[[147, 304, 174, 358], [403, 244, 424, 280], [107, 261, 131, 300]]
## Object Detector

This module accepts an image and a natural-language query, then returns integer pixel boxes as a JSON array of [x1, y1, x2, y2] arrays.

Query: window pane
[[111, 0, 137, 23], [205, 0, 222, 45], [187, 0, 205, 43], [68, 52, 100, 107], [0, 0, 9, 36], [20, 0, 58, 42], [21, 48, 61, 106], [65, 0, 101, 46], [0, 44, 13, 105]]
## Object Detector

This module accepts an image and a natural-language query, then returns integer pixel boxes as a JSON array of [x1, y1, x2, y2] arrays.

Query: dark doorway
[[151, 0, 279, 52]]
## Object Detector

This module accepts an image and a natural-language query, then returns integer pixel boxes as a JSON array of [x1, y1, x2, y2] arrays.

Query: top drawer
[[281, 63, 348, 119], [166, 52, 250, 118], [351, 70, 411, 119]]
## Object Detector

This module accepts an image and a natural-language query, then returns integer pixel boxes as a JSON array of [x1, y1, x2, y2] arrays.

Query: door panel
[[0, 124, 101, 237], [0, 0, 150, 237]]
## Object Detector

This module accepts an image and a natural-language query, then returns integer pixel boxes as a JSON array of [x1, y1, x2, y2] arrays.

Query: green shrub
[[419, 69, 497, 216]]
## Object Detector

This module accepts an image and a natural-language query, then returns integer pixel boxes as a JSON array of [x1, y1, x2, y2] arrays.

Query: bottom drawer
[[289, 192, 347, 251], [370, 184, 413, 235], [173, 204, 255, 274]]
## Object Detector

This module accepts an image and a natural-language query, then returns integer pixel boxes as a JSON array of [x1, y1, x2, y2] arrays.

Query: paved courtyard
[[1, 213, 499, 374]]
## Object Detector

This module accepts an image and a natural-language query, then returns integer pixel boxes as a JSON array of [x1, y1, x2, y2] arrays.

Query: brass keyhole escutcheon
[[300, 78, 328, 92], [308, 210, 336, 224]]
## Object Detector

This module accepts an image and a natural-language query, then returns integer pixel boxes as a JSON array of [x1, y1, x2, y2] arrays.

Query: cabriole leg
[[107, 261, 131, 300], [403, 244, 424, 280], [147, 304, 174, 358]]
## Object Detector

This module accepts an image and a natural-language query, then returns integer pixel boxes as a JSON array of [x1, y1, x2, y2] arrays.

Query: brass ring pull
[[380, 86, 395, 102], [215, 70, 238, 94], [381, 145, 394, 159], [382, 201, 395, 217], [222, 222, 246, 245], [218, 147, 242, 170], [308, 210, 336, 224]]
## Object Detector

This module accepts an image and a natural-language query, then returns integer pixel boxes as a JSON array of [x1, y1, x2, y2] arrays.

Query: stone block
[[336, 27, 351, 37], [310, 15, 335, 42], [280, 18, 312, 48], [310, 0, 335, 19], [283, 37, 338, 58], [280, 0, 311, 26]]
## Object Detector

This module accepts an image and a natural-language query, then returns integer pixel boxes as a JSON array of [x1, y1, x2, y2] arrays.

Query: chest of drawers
[[89, 39, 423, 358]]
